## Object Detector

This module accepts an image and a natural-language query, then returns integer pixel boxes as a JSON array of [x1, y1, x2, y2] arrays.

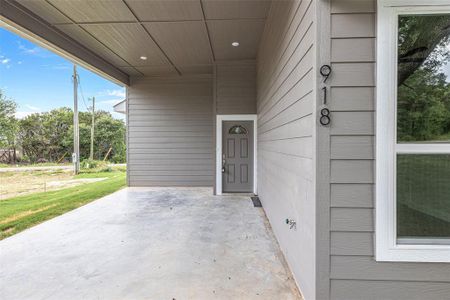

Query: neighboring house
[[113, 99, 126, 114], [2, 0, 450, 299]]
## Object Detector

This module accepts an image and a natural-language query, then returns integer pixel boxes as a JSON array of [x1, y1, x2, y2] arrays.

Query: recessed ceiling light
[[140, 56, 147, 60], [231, 42, 240, 47]]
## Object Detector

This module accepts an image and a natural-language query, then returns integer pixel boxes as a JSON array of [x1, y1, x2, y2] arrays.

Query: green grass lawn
[[0, 170, 126, 240]]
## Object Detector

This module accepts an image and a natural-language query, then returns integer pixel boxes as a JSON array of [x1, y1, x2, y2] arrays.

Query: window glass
[[397, 14, 450, 143], [397, 154, 450, 241], [229, 125, 247, 135]]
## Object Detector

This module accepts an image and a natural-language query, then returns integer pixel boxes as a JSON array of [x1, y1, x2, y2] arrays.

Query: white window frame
[[376, 0, 450, 262], [215, 115, 257, 195]]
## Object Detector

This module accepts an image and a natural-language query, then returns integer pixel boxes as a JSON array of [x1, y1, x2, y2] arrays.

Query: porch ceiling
[[12, 0, 270, 79]]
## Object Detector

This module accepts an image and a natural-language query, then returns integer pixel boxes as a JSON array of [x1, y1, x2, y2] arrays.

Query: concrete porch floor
[[0, 187, 301, 300]]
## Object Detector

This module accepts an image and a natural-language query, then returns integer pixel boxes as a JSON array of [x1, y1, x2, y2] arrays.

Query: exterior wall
[[213, 62, 257, 194], [256, 1, 317, 299], [127, 64, 256, 188], [215, 62, 257, 115], [327, 1, 450, 299], [127, 76, 214, 186]]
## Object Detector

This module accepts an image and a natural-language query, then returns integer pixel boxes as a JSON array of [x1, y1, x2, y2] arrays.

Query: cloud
[[18, 42, 50, 58], [15, 104, 41, 119], [98, 99, 123, 105], [0, 53, 11, 66], [40, 63, 71, 70], [19, 44, 39, 54], [108, 89, 125, 98], [15, 111, 38, 119], [98, 89, 126, 98], [25, 104, 40, 111]]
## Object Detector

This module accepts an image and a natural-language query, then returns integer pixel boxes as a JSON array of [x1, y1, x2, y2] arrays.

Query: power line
[[76, 74, 90, 112]]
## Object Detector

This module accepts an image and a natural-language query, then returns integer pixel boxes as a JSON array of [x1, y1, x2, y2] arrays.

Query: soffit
[[16, 0, 70, 24], [11, 0, 271, 77], [80, 23, 169, 67], [202, 0, 271, 19], [55, 24, 130, 67], [125, 0, 204, 22], [207, 19, 266, 61], [143, 21, 212, 66], [47, 0, 136, 23]]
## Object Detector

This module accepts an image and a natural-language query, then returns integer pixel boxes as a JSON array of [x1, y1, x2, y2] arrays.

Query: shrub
[[81, 159, 104, 169], [80, 159, 112, 173]]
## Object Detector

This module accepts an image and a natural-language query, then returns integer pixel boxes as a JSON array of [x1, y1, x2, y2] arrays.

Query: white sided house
[[2, 0, 450, 298]]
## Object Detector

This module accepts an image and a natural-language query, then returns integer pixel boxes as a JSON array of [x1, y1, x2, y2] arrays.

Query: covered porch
[[0, 187, 301, 299], [1, 0, 316, 298]]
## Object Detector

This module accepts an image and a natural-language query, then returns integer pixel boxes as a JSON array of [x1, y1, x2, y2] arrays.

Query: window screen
[[396, 14, 450, 244]]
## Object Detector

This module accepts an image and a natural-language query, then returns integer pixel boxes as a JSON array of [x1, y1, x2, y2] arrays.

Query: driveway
[[0, 187, 301, 300]]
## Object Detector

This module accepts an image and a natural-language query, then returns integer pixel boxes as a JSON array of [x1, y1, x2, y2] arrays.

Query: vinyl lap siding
[[256, 0, 316, 299], [215, 63, 256, 115], [127, 76, 214, 186], [329, 1, 450, 299]]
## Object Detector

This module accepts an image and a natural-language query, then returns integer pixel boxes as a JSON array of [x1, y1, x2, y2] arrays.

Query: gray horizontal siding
[[215, 63, 256, 114], [256, 0, 316, 299], [331, 256, 450, 282], [331, 280, 450, 300], [330, 136, 374, 159], [328, 1, 450, 299], [329, 87, 375, 111], [127, 76, 213, 187], [330, 208, 373, 232], [330, 232, 374, 256], [331, 183, 373, 208], [331, 13, 375, 38]]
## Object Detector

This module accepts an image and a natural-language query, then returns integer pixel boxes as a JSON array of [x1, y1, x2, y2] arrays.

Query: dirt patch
[[46, 178, 106, 189], [0, 204, 58, 224]]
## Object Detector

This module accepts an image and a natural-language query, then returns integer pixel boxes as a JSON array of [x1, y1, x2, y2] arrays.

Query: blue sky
[[0, 26, 126, 119]]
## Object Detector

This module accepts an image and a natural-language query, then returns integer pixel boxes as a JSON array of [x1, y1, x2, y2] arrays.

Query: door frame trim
[[216, 115, 257, 195]]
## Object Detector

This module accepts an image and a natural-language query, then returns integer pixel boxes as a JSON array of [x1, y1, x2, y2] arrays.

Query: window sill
[[376, 245, 450, 263]]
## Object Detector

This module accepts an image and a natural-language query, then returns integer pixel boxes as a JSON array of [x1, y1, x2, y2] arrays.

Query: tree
[[0, 90, 18, 151], [397, 15, 450, 142], [94, 114, 126, 162], [64, 110, 126, 162], [18, 108, 126, 163], [397, 69, 450, 141], [18, 108, 73, 162], [0, 91, 126, 164], [398, 15, 450, 86]]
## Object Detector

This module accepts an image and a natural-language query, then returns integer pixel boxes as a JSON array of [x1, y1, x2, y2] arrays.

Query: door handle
[[222, 154, 226, 173]]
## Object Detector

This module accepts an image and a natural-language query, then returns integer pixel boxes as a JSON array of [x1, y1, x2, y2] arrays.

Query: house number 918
[[320, 64, 332, 126]]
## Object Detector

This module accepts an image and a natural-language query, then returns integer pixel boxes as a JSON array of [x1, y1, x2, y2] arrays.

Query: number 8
[[320, 108, 331, 126]]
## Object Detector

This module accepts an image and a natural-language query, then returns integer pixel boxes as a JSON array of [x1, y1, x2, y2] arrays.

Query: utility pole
[[90, 97, 95, 160], [73, 65, 80, 174]]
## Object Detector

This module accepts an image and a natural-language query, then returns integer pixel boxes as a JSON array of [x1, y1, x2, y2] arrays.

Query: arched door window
[[229, 125, 248, 135]]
